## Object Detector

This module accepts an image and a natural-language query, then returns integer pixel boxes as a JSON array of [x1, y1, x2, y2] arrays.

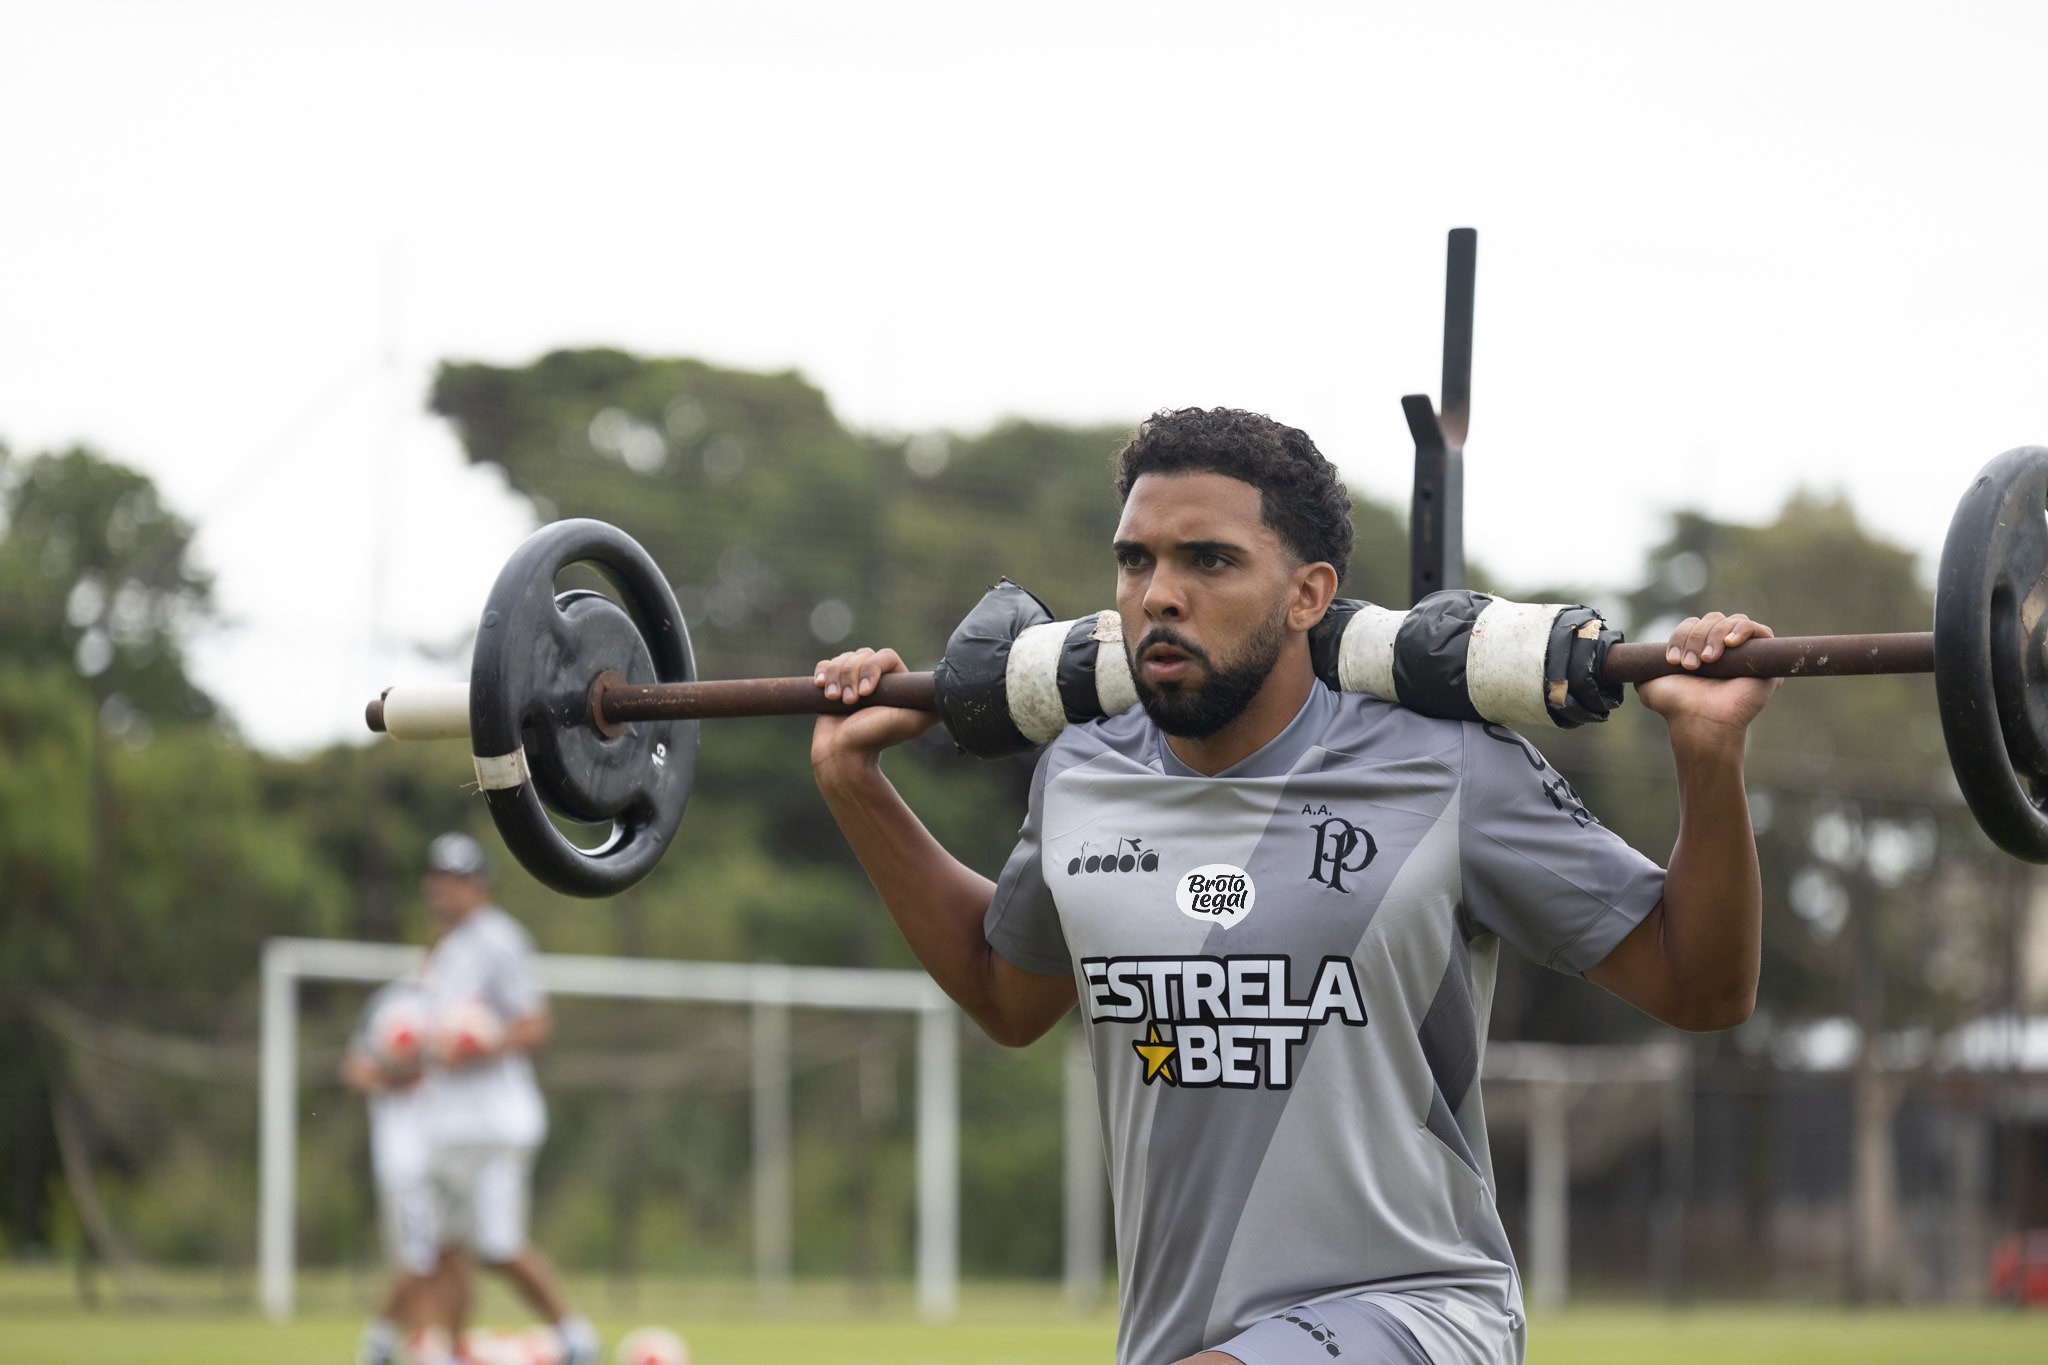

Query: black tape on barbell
[[930, 578, 1056, 758], [1053, 614, 1139, 728], [1316, 590, 1624, 730], [1393, 591, 1492, 724], [936, 582, 1622, 758], [1546, 607, 1626, 728], [931, 578, 1143, 759]]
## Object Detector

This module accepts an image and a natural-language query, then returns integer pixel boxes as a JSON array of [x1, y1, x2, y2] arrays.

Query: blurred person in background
[[343, 966, 448, 1365], [418, 831, 598, 1365]]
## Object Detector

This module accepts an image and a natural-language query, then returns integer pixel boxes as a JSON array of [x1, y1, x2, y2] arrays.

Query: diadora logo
[[1066, 837, 1160, 876], [1303, 804, 1376, 893], [1175, 864, 1255, 929]]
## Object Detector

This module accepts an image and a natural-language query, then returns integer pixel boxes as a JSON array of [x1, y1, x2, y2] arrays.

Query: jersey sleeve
[[981, 748, 1073, 976], [1457, 723, 1666, 975]]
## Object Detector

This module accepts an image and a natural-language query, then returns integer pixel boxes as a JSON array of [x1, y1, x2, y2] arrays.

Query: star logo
[[1132, 1023, 1177, 1086]]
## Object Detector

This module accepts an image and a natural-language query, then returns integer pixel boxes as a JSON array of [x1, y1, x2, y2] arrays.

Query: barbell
[[368, 446, 2048, 897]]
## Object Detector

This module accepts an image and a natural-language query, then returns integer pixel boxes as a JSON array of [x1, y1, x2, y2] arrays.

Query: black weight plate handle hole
[[553, 561, 673, 688], [1992, 578, 2018, 760], [1989, 577, 2048, 781], [555, 561, 626, 610], [555, 560, 678, 643], [539, 787, 658, 861], [542, 804, 626, 856]]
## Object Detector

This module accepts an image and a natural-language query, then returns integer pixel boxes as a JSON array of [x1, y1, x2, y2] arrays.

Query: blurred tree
[[1624, 492, 1996, 1035], [426, 352, 1419, 969], [0, 444, 216, 725], [422, 355, 1427, 1276], [1494, 493, 1997, 1038], [1520, 490, 2006, 1302], [3, 372, 2004, 1291], [0, 445, 358, 1260]]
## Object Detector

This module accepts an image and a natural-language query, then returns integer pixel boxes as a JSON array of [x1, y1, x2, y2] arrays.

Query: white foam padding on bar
[[1466, 600, 1566, 728], [1089, 611, 1139, 717], [1006, 619, 1075, 746], [473, 746, 531, 792], [1336, 605, 1405, 701], [381, 684, 472, 741]]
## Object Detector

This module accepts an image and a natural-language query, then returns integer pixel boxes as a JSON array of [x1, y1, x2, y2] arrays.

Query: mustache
[[1134, 626, 1211, 665]]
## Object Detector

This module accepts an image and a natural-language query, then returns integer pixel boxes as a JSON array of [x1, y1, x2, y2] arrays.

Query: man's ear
[[1288, 562, 1340, 632]]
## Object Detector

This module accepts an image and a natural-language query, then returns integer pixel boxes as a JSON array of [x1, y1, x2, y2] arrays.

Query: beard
[[1129, 607, 1289, 740]]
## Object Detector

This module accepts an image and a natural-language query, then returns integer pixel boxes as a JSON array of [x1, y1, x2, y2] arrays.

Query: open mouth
[[1139, 639, 1203, 685]]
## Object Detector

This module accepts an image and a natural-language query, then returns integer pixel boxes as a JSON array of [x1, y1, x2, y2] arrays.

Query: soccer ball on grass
[[613, 1326, 690, 1365]]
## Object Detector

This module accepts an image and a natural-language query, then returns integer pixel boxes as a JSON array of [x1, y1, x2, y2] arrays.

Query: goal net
[[255, 937, 1110, 1322]]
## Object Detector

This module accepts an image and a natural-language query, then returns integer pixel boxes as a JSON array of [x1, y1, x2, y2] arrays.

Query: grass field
[[2, 1268, 2043, 1363]]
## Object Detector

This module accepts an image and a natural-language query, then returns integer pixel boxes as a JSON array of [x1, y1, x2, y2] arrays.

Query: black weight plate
[[470, 519, 698, 896], [1934, 446, 2048, 863], [523, 589, 666, 821]]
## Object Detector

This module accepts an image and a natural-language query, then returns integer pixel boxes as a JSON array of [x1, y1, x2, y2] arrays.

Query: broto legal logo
[[1175, 864, 1255, 929]]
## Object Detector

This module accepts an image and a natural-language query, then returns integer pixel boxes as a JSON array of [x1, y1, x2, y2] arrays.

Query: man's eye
[[1196, 552, 1227, 569]]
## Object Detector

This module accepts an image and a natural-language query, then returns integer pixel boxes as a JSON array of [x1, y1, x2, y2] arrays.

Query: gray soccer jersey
[[983, 684, 1665, 1365], [422, 905, 547, 1150]]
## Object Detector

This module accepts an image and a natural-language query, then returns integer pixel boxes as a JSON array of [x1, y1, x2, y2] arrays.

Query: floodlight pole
[[1406, 227, 1476, 605]]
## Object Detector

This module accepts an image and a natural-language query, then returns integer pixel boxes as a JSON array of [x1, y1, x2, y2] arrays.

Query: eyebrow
[[1111, 538, 1250, 558]]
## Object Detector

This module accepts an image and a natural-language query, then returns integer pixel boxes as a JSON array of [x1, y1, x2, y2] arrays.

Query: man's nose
[[1143, 564, 1188, 619]]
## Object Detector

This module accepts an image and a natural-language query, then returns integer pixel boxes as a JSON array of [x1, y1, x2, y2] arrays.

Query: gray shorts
[[1215, 1297, 1432, 1365], [429, 1143, 534, 1262]]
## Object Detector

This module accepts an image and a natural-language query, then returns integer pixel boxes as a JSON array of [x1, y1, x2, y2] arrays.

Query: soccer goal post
[[257, 937, 997, 1322], [1481, 1039, 1688, 1310]]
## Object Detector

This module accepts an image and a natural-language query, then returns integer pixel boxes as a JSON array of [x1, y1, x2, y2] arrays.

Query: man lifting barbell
[[365, 435, 2048, 894], [366, 402, 2048, 1357], [809, 407, 1777, 1365]]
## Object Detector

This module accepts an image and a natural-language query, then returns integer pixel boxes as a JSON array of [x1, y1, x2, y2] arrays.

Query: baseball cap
[[425, 831, 489, 878]]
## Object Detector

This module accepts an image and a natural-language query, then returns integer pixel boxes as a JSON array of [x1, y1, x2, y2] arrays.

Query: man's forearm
[[1658, 723, 1764, 1029], [506, 1013, 550, 1055], [814, 754, 1014, 1030], [341, 1052, 382, 1094]]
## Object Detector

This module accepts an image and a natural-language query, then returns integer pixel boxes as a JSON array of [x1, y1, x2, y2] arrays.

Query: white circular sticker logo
[[1175, 863, 1255, 929]]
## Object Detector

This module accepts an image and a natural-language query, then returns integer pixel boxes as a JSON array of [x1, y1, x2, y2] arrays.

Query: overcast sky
[[4, 1, 2046, 752]]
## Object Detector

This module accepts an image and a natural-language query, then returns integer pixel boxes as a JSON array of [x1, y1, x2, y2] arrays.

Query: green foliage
[[7, 1295, 2048, 1365], [421, 351, 1419, 947], [0, 444, 215, 725], [1342, 492, 1412, 606], [431, 352, 871, 681], [1499, 491, 2005, 1044], [0, 663, 93, 982], [1, 354, 2015, 1281], [0, 446, 368, 1256], [956, 1033, 1068, 1276]]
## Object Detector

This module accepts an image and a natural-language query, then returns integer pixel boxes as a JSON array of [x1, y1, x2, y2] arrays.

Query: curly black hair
[[1113, 407, 1353, 582]]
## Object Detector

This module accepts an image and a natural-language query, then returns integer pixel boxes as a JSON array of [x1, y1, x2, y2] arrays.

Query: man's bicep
[[987, 951, 1078, 1047], [1582, 900, 1688, 1026]]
